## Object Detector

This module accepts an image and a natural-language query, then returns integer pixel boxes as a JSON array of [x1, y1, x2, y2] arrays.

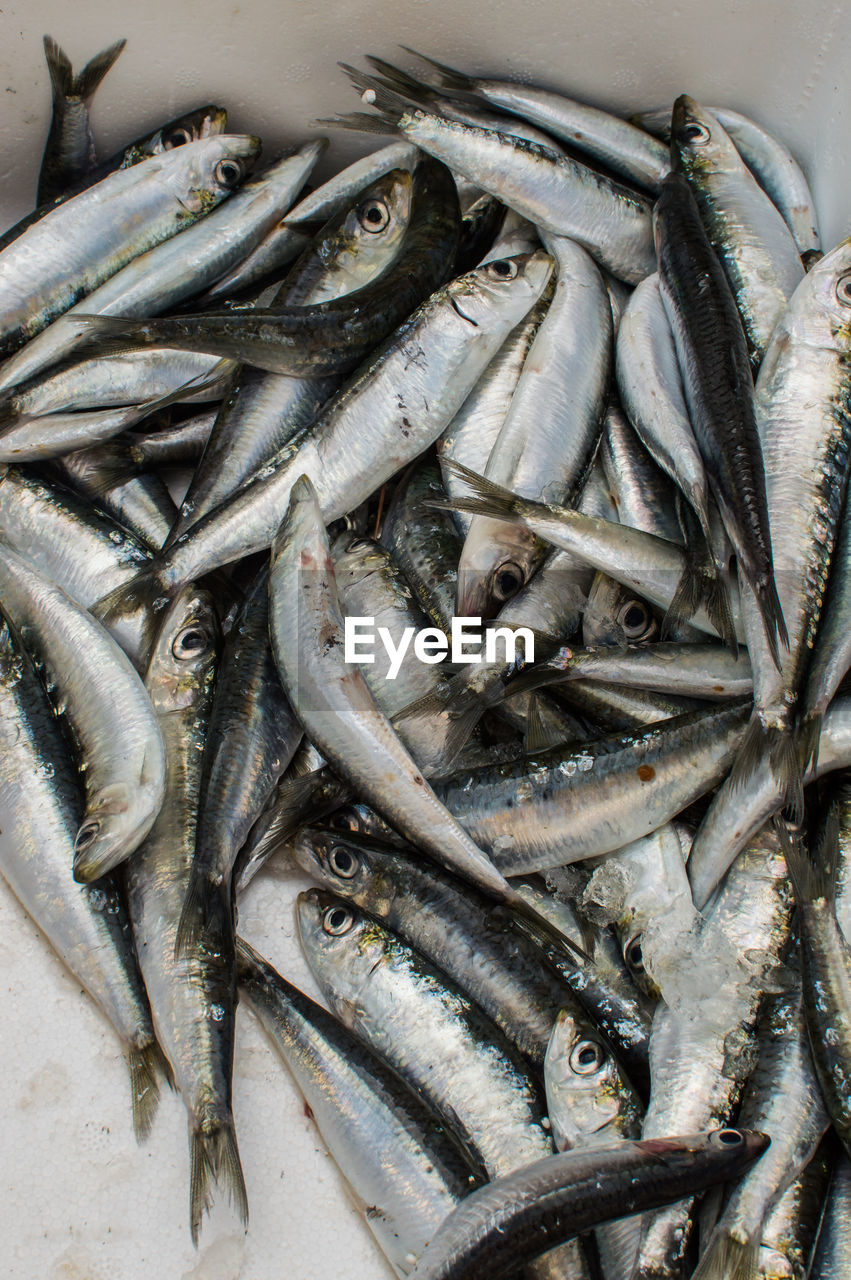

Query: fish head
[[315, 168, 414, 284], [793, 237, 851, 348], [296, 888, 389, 1020], [456, 515, 544, 619], [144, 585, 219, 712], [637, 1128, 770, 1174], [72, 782, 150, 883], [545, 1008, 642, 1151], [165, 134, 262, 217], [448, 250, 554, 332], [670, 95, 740, 180], [582, 574, 658, 648], [146, 105, 229, 155], [291, 829, 398, 917]]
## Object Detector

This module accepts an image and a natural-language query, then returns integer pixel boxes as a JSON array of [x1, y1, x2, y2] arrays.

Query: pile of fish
[[5, 31, 851, 1279]]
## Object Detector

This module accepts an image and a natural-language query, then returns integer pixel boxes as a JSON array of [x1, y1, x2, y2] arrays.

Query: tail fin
[[523, 694, 575, 753], [392, 674, 491, 761], [427, 457, 530, 524], [704, 572, 738, 656], [74, 38, 126, 101], [42, 36, 73, 99], [70, 314, 155, 357], [730, 715, 803, 824], [314, 111, 399, 136], [399, 47, 477, 95], [798, 710, 824, 776], [234, 771, 346, 893], [91, 567, 164, 664], [754, 573, 789, 671], [127, 1041, 164, 1142], [691, 1232, 758, 1280], [505, 891, 590, 964], [781, 806, 839, 905], [661, 561, 703, 640], [189, 1119, 248, 1246], [364, 55, 444, 105], [174, 872, 233, 962], [337, 67, 420, 127]]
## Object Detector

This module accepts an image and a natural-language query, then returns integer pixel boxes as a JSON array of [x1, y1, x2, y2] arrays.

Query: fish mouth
[[450, 296, 479, 327]]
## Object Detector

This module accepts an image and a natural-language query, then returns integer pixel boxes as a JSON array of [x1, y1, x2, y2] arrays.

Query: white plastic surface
[[1, 1, 849, 1277]]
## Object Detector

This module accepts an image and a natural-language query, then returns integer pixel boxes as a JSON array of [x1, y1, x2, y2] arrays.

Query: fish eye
[[836, 273, 851, 306], [568, 1039, 607, 1075], [329, 845, 359, 879], [75, 820, 100, 850], [492, 561, 525, 603], [328, 809, 360, 833], [617, 599, 655, 641], [624, 934, 645, 974], [322, 905, 354, 936], [682, 121, 711, 145], [163, 126, 192, 149], [215, 158, 245, 189], [485, 259, 519, 281], [712, 1128, 744, 1146], [357, 198, 390, 232], [172, 623, 211, 661]]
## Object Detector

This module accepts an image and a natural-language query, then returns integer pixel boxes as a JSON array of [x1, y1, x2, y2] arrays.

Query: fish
[[0, 544, 166, 882], [0, 134, 260, 354], [670, 95, 804, 367], [125, 586, 247, 1243], [654, 171, 786, 663], [406, 1130, 769, 1280], [0, 603, 162, 1140], [38, 35, 127, 205], [327, 85, 656, 283], [237, 938, 478, 1275]]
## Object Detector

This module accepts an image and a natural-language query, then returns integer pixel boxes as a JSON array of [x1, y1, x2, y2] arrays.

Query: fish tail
[[428, 457, 528, 523], [732, 717, 803, 822], [314, 111, 399, 136], [506, 891, 590, 965], [797, 710, 824, 776], [704, 572, 738, 657], [781, 804, 840, 904], [173, 867, 209, 960], [755, 573, 789, 670], [189, 1118, 248, 1246], [392, 674, 490, 761], [399, 47, 476, 94], [661, 561, 703, 638], [691, 1231, 759, 1280], [73, 37, 126, 101], [127, 1041, 164, 1142], [91, 567, 165, 661], [234, 772, 339, 890], [523, 694, 574, 752], [42, 35, 73, 100], [364, 55, 440, 104], [70, 314, 155, 356]]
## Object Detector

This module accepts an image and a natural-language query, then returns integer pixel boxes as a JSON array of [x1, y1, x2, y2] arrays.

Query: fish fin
[[392, 677, 487, 759], [73, 38, 126, 101], [798, 711, 824, 776], [234, 773, 334, 888], [596, 1213, 642, 1280], [704, 571, 738, 657], [754, 574, 789, 670], [506, 891, 590, 964], [428, 457, 528, 523], [90, 567, 163, 660], [189, 1120, 248, 1247], [392, 685, 451, 725], [173, 867, 210, 960], [780, 808, 839, 904], [364, 55, 442, 104], [127, 1042, 163, 1142], [691, 1232, 759, 1280], [234, 934, 266, 979], [42, 35, 73, 99], [661, 561, 703, 639], [398, 47, 476, 94], [523, 694, 571, 753], [70, 314, 154, 356], [313, 112, 400, 136], [338, 68, 418, 125], [730, 716, 803, 823]]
